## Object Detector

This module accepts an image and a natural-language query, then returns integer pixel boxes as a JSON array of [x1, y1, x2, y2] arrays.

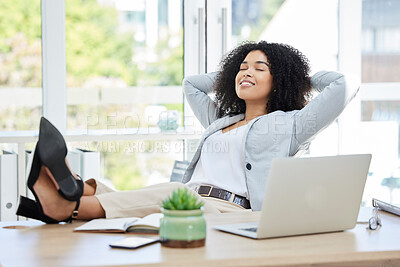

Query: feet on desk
[[17, 166, 81, 223], [16, 117, 83, 223]]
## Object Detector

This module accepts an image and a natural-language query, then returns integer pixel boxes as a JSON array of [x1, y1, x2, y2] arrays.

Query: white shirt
[[186, 124, 248, 198]]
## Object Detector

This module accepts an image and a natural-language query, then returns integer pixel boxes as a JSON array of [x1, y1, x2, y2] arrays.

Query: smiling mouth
[[240, 81, 255, 87]]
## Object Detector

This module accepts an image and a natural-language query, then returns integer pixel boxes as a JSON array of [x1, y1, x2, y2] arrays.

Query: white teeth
[[241, 82, 253, 86]]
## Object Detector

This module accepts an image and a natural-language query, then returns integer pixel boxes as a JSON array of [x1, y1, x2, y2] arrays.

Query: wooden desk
[[1, 210, 400, 267]]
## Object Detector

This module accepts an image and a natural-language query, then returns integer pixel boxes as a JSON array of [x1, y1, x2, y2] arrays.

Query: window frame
[[41, 0, 67, 133]]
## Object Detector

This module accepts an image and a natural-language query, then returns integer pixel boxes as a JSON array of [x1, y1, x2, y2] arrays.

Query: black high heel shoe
[[16, 195, 80, 224], [16, 117, 83, 223], [16, 148, 82, 223], [37, 117, 83, 201]]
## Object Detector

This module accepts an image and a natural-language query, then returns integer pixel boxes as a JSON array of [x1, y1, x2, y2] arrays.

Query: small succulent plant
[[161, 188, 204, 210]]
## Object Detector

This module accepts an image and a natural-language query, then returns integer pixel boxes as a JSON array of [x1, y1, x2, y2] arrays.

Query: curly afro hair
[[214, 41, 312, 118]]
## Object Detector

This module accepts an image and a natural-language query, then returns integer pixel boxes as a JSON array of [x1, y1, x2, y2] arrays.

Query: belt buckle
[[201, 185, 213, 197], [229, 193, 236, 203]]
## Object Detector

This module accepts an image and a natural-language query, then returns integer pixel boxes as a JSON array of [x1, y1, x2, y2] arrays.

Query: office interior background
[[0, 0, 399, 212]]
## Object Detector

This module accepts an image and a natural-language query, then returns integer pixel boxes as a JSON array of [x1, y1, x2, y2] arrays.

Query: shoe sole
[[37, 117, 83, 201]]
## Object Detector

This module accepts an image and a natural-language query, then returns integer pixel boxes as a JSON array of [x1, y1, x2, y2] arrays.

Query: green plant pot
[[159, 208, 206, 248]]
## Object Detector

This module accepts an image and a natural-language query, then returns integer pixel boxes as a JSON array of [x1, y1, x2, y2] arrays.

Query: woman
[[16, 41, 358, 223]]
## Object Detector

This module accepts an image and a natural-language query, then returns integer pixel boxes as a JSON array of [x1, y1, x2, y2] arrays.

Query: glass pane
[[231, 0, 285, 44], [0, 0, 42, 131], [65, 0, 184, 190], [362, 0, 400, 82], [65, 0, 183, 130], [362, 100, 400, 122], [360, 100, 400, 204], [230, 0, 338, 72], [360, 0, 400, 204], [70, 140, 185, 190]]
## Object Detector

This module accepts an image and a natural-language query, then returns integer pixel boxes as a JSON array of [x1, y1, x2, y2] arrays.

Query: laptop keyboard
[[241, 227, 258, 233]]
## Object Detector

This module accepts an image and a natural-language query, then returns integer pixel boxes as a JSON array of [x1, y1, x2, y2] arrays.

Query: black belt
[[196, 185, 251, 209]]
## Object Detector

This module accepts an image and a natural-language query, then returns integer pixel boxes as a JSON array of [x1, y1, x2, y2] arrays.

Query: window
[[360, 0, 400, 204], [0, 0, 42, 131], [362, 0, 400, 82], [65, 0, 184, 189], [206, 0, 339, 73], [231, 0, 285, 45]]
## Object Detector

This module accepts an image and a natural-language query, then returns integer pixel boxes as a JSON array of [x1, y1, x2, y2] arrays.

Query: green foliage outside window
[[65, 0, 139, 87], [0, 0, 183, 88]]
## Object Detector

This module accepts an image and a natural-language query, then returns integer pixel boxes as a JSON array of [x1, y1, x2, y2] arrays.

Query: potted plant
[[159, 188, 206, 248]]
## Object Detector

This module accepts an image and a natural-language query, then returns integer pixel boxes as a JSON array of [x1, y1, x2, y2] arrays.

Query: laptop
[[214, 154, 372, 239]]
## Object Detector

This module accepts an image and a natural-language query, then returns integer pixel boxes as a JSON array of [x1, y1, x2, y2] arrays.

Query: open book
[[74, 213, 163, 234]]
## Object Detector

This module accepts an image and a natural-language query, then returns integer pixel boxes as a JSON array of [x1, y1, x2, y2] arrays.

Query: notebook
[[74, 213, 162, 234], [214, 154, 372, 239]]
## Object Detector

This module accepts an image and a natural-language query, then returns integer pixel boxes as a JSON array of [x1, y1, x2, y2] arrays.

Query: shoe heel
[[16, 196, 42, 221], [16, 196, 59, 224]]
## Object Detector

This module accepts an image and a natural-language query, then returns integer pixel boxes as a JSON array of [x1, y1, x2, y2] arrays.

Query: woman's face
[[235, 50, 273, 104]]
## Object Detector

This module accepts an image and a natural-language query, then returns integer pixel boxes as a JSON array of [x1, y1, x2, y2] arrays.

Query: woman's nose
[[243, 70, 253, 77]]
